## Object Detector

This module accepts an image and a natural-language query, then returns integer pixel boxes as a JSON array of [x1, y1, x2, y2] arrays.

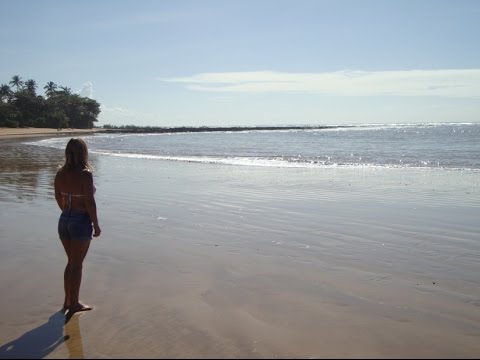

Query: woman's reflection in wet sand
[[64, 312, 85, 359]]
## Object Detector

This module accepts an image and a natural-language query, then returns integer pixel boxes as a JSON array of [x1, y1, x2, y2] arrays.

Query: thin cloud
[[87, 9, 204, 29], [78, 81, 94, 98], [161, 69, 480, 98]]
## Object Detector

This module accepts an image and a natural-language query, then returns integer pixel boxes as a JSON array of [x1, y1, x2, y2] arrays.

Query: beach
[[0, 132, 479, 358], [0, 127, 105, 140]]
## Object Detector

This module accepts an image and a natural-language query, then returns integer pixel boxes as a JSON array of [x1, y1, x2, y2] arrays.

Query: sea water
[[30, 123, 480, 170]]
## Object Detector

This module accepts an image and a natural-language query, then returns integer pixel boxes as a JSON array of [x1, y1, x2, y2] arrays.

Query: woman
[[54, 138, 101, 314]]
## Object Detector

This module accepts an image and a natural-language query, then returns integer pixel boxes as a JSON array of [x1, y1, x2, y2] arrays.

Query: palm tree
[[59, 86, 72, 95], [2, 76, 101, 129], [25, 79, 37, 96], [9, 75, 24, 91], [0, 84, 12, 102], [44, 81, 57, 97]]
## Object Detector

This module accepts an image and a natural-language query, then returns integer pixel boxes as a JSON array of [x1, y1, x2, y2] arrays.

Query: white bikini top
[[61, 185, 96, 210]]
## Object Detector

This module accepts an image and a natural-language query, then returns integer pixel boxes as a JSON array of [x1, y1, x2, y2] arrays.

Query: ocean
[[28, 122, 480, 170]]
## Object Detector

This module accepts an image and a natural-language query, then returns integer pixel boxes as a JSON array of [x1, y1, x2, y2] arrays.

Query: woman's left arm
[[54, 172, 63, 211]]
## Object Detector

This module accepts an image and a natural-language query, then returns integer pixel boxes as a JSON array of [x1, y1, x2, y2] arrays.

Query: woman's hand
[[93, 223, 101, 237]]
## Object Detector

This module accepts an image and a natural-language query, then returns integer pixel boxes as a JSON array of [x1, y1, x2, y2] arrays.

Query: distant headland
[[100, 124, 354, 134]]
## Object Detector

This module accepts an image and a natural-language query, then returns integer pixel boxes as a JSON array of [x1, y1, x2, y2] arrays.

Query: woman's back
[[55, 168, 95, 213]]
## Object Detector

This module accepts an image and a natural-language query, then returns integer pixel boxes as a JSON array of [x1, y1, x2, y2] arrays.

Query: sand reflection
[[0, 141, 62, 202], [0, 139, 98, 202], [64, 313, 85, 359]]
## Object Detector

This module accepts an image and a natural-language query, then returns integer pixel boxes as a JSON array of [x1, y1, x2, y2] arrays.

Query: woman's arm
[[54, 172, 64, 211], [83, 171, 101, 237]]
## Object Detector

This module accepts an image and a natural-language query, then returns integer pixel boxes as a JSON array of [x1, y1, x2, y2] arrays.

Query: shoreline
[[0, 125, 345, 141]]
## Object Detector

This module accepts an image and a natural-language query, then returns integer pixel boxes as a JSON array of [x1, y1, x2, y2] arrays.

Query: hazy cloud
[[78, 81, 94, 98], [162, 69, 480, 98]]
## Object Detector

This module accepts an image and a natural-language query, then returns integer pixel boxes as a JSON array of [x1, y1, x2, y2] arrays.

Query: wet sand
[[0, 136, 479, 358]]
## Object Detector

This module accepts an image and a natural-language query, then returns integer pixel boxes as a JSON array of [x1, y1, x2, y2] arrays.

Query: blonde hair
[[61, 138, 93, 171]]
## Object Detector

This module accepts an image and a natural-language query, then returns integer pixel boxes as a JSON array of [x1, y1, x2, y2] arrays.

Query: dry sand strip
[[0, 127, 106, 140]]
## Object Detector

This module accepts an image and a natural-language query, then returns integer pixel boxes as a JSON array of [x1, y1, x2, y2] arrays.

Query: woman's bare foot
[[68, 303, 93, 314]]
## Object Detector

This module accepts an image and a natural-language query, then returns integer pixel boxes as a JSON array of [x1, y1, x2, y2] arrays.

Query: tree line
[[0, 75, 101, 129]]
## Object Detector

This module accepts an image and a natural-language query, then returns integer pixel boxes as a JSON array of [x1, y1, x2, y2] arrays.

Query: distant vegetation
[[101, 124, 351, 134], [0, 75, 100, 129]]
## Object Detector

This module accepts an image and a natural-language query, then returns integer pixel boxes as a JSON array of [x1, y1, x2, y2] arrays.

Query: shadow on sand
[[0, 310, 85, 359]]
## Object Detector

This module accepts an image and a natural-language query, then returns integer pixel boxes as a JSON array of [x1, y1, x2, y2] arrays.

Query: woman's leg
[[60, 238, 72, 312], [66, 239, 92, 313]]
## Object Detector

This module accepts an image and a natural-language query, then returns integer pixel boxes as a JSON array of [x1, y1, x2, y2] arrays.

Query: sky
[[1, 0, 480, 127]]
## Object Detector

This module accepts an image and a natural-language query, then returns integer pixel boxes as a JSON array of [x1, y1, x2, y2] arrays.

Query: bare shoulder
[[81, 169, 94, 180], [54, 167, 67, 190], [55, 167, 65, 180]]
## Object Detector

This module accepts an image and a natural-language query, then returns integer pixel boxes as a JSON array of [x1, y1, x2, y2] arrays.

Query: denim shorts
[[58, 210, 93, 241]]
